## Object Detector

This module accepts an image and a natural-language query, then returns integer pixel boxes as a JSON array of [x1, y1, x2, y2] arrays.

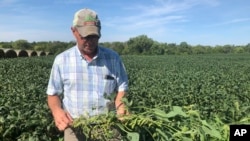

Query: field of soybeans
[[0, 54, 250, 141]]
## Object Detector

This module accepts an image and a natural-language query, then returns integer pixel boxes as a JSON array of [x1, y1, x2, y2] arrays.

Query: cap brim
[[77, 26, 100, 37]]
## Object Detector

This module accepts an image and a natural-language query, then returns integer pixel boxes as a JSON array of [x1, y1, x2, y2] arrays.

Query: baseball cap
[[73, 8, 101, 37]]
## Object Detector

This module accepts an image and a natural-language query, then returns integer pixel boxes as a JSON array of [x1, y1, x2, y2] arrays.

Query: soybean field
[[0, 54, 250, 141]]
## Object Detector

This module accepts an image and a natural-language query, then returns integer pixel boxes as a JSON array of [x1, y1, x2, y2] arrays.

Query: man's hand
[[115, 91, 129, 121], [52, 109, 73, 131], [47, 95, 73, 131], [116, 105, 130, 121]]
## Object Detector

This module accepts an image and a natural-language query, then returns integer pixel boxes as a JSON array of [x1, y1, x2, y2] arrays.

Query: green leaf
[[127, 132, 139, 141], [201, 120, 221, 139], [172, 106, 188, 117], [165, 106, 187, 118], [3, 124, 15, 137], [156, 128, 169, 140], [182, 137, 193, 141]]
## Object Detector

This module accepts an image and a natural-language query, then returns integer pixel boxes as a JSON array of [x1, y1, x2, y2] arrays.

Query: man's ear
[[71, 27, 78, 37], [71, 27, 76, 32]]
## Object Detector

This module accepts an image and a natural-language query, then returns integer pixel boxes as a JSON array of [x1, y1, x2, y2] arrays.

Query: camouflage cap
[[73, 8, 101, 37]]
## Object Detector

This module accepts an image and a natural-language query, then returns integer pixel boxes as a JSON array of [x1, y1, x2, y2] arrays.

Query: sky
[[0, 0, 249, 46]]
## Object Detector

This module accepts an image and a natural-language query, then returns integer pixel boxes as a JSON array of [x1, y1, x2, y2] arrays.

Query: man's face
[[73, 28, 99, 56]]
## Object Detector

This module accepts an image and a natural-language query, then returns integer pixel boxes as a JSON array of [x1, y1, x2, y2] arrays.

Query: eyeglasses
[[79, 34, 99, 41]]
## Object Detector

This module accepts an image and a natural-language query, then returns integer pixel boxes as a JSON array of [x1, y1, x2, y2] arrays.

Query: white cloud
[[206, 18, 250, 27], [103, 0, 219, 32], [0, 29, 73, 42], [0, 0, 19, 7], [53, 0, 85, 4]]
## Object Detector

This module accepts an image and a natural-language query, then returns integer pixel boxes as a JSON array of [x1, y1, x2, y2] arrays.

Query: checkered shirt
[[46, 46, 128, 118]]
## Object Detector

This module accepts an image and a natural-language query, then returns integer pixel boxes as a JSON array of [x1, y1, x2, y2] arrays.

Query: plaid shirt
[[46, 46, 128, 118]]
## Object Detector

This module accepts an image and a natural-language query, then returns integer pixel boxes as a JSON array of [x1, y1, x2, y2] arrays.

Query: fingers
[[54, 111, 73, 131], [55, 118, 69, 131], [56, 121, 68, 131], [66, 112, 73, 126]]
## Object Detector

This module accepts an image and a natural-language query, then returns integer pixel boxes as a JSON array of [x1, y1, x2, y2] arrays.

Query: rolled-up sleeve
[[116, 57, 129, 92], [46, 57, 63, 95]]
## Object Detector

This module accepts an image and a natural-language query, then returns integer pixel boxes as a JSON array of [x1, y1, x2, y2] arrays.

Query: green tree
[[165, 43, 177, 55], [126, 35, 154, 55], [100, 42, 125, 55], [46, 41, 69, 55], [150, 42, 164, 55], [243, 43, 250, 53], [34, 44, 47, 51], [110, 42, 125, 55], [0, 42, 13, 48], [192, 45, 206, 54], [214, 45, 224, 53], [222, 45, 233, 53], [178, 41, 192, 54], [232, 46, 244, 53], [12, 39, 31, 50]]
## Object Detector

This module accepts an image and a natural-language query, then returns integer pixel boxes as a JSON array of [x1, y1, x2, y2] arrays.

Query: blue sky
[[0, 0, 249, 46]]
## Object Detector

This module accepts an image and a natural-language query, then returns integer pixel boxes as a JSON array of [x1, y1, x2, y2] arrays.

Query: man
[[46, 8, 129, 141]]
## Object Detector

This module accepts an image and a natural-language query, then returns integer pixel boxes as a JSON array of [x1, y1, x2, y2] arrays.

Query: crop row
[[0, 54, 250, 140]]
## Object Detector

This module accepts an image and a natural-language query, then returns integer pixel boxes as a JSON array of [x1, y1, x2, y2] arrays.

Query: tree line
[[1, 35, 250, 55]]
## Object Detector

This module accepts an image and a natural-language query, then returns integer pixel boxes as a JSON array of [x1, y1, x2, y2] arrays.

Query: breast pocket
[[103, 75, 117, 95]]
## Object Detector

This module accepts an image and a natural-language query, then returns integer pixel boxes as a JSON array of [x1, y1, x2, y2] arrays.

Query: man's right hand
[[47, 95, 73, 131], [52, 109, 73, 131]]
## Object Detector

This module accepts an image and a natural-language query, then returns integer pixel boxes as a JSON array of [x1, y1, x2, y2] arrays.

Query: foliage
[[0, 54, 250, 140], [126, 35, 154, 55], [0, 56, 63, 141], [12, 39, 32, 50], [73, 104, 230, 141], [1, 35, 250, 55], [100, 41, 126, 55]]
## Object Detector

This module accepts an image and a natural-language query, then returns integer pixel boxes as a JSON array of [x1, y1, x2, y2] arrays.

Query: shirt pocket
[[103, 75, 117, 95]]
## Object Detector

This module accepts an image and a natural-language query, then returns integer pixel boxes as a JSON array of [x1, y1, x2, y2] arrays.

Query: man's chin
[[83, 48, 97, 56]]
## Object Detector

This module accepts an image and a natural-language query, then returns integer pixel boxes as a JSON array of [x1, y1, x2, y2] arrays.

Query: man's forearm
[[47, 95, 62, 114], [115, 91, 126, 115]]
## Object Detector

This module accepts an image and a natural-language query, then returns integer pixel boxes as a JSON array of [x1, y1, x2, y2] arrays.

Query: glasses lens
[[86, 35, 99, 40]]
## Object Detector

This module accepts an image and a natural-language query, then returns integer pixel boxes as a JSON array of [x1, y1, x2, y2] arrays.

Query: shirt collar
[[75, 45, 101, 61]]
